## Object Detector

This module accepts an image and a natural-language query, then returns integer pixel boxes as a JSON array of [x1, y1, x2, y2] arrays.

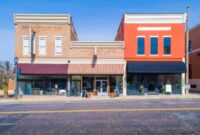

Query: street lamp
[[14, 57, 19, 98], [185, 6, 190, 94]]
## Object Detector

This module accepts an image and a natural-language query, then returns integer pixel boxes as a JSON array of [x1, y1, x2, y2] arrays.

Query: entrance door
[[96, 80, 108, 96], [71, 80, 81, 96]]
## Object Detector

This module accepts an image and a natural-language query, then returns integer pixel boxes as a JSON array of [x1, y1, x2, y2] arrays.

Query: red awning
[[18, 64, 68, 75], [68, 64, 124, 75]]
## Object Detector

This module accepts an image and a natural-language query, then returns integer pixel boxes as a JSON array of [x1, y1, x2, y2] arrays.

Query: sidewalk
[[0, 94, 200, 104]]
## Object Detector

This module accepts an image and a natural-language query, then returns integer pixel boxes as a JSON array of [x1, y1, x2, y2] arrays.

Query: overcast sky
[[0, 0, 200, 63]]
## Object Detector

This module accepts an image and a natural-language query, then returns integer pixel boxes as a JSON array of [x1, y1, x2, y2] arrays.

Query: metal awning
[[127, 61, 186, 73], [68, 64, 124, 75]]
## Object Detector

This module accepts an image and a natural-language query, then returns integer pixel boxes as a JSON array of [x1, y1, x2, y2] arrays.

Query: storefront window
[[82, 76, 94, 92], [127, 74, 181, 95]]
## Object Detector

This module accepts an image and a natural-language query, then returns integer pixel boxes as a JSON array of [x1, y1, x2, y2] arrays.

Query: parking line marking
[[1, 107, 200, 115]]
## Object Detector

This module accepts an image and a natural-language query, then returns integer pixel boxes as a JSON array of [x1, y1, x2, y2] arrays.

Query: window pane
[[23, 37, 30, 55], [39, 37, 46, 55], [164, 37, 171, 54], [137, 37, 145, 55], [55, 37, 62, 55], [151, 37, 158, 55]]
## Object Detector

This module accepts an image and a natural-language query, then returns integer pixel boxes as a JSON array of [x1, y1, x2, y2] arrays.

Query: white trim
[[14, 14, 71, 24], [71, 41, 124, 49], [124, 13, 187, 24], [137, 27, 171, 31], [150, 35, 159, 37], [17, 58, 125, 64], [137, 54, 146, 56], [137, 35, 146, 38], [163, 35, 172, 37], [150, 54, 159, 56], [163, 54, 172, 56]]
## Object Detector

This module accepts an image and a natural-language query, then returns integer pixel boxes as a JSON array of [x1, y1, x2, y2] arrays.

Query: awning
[[127, 61, 186, 73], [68, 64, 124, 75], [18, 64, 68, 75], [18, 64, 124, 75]]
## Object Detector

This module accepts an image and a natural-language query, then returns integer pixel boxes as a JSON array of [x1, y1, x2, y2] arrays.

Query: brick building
[[189, 24, 200, 92], [14, 14, 125, 96], [116, 13, 187, 95], [14, 13, 187, 96]]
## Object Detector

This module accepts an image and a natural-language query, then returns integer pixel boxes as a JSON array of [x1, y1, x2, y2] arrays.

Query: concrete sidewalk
[[0, 94, 200, 104]]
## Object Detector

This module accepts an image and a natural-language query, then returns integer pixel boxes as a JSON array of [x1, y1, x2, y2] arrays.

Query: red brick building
[[116, 13, 187, 95], [189, 24, 200, 92]]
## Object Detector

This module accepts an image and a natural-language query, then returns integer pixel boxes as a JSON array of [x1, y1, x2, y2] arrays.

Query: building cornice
[[14, 14, 71, 25], [124, 13, 187, 24]]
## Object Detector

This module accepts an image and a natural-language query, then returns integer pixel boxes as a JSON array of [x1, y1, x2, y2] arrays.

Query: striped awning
[[68, 64, 124, 75]]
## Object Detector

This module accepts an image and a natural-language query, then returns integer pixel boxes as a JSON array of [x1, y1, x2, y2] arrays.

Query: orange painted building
[[116, 14, 187, 95]]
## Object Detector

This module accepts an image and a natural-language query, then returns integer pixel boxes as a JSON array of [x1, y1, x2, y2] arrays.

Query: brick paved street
[[0, 99, 200, 135]]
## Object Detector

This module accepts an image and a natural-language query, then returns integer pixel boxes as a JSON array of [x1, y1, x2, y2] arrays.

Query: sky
[[0, 0, 200, 63]]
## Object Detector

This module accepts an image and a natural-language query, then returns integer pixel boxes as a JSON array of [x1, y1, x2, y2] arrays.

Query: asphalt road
[[0, 99, 200, 135]]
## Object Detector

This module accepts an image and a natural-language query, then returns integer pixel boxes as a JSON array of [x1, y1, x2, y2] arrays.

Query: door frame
[[96, 80, 108, 96]]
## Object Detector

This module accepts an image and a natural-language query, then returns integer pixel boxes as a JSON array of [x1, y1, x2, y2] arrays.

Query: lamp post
[[14, 57, 19, 98], [185, 6, 190, 94]]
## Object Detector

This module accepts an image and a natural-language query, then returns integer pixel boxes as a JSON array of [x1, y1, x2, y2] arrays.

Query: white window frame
[[38, 36, 47, 56], [55, 36, 62, 56], [22, 36, 30, 56]]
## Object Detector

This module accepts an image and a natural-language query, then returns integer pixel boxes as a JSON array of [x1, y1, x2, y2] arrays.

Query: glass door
[[96, 80, 108, 96]]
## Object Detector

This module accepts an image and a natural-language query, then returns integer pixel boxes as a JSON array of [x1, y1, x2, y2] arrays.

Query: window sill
[[163, 54, 172, 56], [150, 54, 158, 56], [137, 54, 145, 56]]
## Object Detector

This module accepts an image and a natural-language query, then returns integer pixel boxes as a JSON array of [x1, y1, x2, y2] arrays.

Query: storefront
[[68, 64, 124, 96], [18, 75, 68, 95], [127, 61, 186, 95], [71, 75, 123, 96], [17, 63, 124, 96]]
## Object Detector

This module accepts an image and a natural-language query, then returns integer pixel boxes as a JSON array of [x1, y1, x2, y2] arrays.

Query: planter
[[86, 93, 92, 98]]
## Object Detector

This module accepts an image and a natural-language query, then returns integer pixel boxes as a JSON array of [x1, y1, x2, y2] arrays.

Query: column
[[123, 61, 127, 96], [67, 75, 71, 96], [181, 73, 186, 95]]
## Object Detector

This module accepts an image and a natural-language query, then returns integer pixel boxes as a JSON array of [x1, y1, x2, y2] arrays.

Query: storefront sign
[[184, 84, 191, 89], [166, 84, 172, 93]]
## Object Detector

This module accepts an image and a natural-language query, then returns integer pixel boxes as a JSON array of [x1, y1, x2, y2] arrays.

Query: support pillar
[[67, 75, 71, 96], [181, 73, 186, 95], [123, 61, 127, 96]]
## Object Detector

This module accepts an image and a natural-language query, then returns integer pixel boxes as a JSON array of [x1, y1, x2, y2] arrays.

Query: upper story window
[[150, 37, 158, 55], [164, 37, 171, 55], [55, 36, 62, 55], [23, 36, 30, 55], [137, 37, 145, 55], [39, 36, 46, 55], [189, 40, 192, 53]]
